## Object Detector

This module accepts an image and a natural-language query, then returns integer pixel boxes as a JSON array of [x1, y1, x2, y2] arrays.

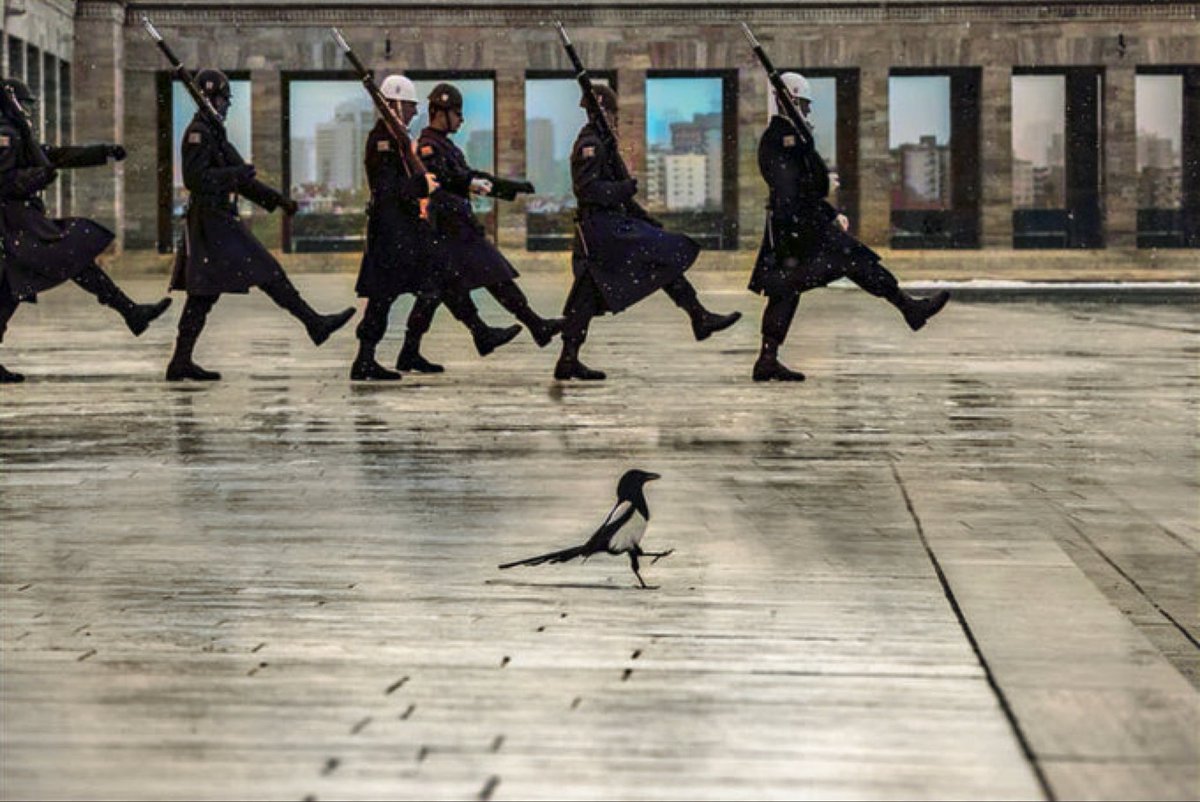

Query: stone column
[[250, 64, 283, 250], [1104, 65, 1138, 248], [73, 0, 125, 249], [738, 57, 767, 250], [615, 61, 648, 181], [980, 64, 1013, 249], [494, 61, 525, 251], [857, 65, 891, 248]]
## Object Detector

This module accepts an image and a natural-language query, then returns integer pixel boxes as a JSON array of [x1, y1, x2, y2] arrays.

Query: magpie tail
[[499, 545, 587, 569]]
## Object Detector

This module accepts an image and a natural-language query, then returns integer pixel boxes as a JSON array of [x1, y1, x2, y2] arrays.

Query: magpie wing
[[582, 499, 635, 553]]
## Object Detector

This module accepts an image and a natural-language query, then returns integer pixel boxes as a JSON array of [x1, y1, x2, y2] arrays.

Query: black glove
[[280, 198, 299, 216], [107, 145, 127, 162], [619, 178, 639, 199], [489, 176, 537, 201], [236, 164, 257, 184]]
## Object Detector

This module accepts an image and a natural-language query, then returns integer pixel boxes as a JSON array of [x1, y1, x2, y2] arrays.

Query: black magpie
[[499, 469, 674, 589]]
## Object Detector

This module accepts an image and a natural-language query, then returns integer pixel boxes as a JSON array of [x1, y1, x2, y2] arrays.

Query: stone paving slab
[[1, 273, 1196, 800]]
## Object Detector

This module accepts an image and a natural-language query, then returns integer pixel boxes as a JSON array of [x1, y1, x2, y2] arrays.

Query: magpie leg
[[644, 548, 675, 564], [629, 553, 657, 590]]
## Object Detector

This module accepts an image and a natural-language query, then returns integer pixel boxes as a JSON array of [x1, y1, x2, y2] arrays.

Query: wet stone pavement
[[1, 272, 1197, 801]]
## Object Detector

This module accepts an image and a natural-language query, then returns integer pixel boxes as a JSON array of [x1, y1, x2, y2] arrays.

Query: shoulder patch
[[420, 145, 434, 156], [377, 140, 391, 152], [782, 135, 796, 148], [188, 131, 202, 144], [581, 145, 596, 159]]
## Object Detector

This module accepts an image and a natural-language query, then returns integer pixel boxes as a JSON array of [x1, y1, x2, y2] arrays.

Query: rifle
[[330, 27, 428, 181], [142, 15, 245, 167], [554, 21, 630, 182], [739, 23, 813, 146]]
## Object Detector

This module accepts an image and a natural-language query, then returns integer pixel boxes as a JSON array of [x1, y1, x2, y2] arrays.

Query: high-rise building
[[466, 129, 495, 173], [897, 135, 951, 209], [313, 98, 374, 192], [664, 153, 708, 210], [1013, 158, 1036, 208]]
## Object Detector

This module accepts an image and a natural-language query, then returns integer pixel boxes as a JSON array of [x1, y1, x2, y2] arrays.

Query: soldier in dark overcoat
[[0, 78, 171, 383], [353, 76, 516, 379], [416, 83, 562, 359], [750, 72, 949, 382], [556, 85, 741, 381], [167, 69, 355, 381]]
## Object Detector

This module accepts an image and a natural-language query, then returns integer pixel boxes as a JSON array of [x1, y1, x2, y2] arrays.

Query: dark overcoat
[[569, 123, 698, 314], [170, 113, 287, 295], [750, 114, 882, 298], [0, 116, 115, 301], [357, 120, 436, 298], [416, 126, 517, 291]]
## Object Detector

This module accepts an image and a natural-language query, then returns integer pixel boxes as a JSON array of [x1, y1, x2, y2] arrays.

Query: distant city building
[[664, 153, 708, 210], [1013, 158, 1036, 208], [704, 128, 722, 209], [466, 128, 495, 173], [1137, 131, 1183, 208], [896, 135, 951, 209], [313, 98, 373, 191], [646, 151, 665, 208]]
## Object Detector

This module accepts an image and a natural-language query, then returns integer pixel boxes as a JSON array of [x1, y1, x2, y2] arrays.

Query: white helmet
[[767, 72, 812, 118], [380, 75, 419, 103]]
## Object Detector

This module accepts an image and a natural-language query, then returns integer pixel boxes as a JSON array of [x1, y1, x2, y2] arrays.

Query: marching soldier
[[751, 72, 949, 382], [167, 69, 355, 381], [416, 83, 562, 364], [0, 78, 171, 383], [354, 76, 519, 379], [557, 85, 741, 381]]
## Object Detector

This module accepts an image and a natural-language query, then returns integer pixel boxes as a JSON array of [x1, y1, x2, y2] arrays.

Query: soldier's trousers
[[561, 272, 708, 356], [356, 285, 492, 352], [0, 264, 138, 344], [761, 256, 906, 350], [170, 274, 322, 364], [486, 280, 552, 331]]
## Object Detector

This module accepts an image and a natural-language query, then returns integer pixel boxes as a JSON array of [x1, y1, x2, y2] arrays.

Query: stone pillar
[[738, 57, 767, 250], [494, 61, 525, 250], [857, 65, 891, 248], [73, 0, 125, 249], [1104, 65, 1138, 248], [250, 65, 283, 250], [615, 62, 648, 181], [980, 64, 1013, 249]]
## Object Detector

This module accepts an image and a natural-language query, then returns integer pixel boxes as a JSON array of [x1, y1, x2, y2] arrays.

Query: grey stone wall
[[60, 2, 1200, 262]]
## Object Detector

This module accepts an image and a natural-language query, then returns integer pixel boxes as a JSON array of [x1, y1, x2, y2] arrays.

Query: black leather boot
[[752, 355, 806, 382], [351, 340, 401, 381], [473, 324, 522, 357], [692, 309, 743, 341], [124, 298, 173, 336], [307, 308, 356, 346], [554, 355, 606, 381], [900, 290, 950, 332], [528, 316, 565, 348], [166, 360, 221, 382]]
